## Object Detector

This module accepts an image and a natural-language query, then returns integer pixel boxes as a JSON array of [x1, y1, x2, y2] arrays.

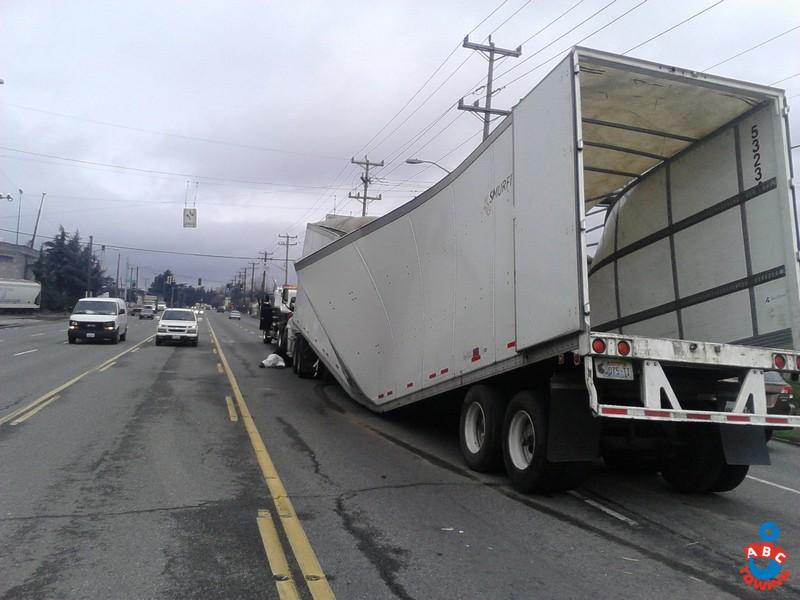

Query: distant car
[[216, 306, 225, 313], [229, 310, 241, 320], [198, 309, 205, 315], [139, 307, 155, 320], [156, 308, 199, 346], [765, 371, 793, 415]]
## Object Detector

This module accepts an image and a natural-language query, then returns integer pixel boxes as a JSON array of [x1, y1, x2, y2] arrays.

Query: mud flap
[[547, 377, 601, 462], [720, 424, 770, 466]]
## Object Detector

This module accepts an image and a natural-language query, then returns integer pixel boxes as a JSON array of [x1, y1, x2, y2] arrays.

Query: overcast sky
[[2, 0, 799, 290]]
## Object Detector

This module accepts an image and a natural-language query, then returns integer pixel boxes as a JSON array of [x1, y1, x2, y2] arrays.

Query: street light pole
[[405, 158, 451, 174], [15, 189, 23, 245], [29, 192, 47, 249]]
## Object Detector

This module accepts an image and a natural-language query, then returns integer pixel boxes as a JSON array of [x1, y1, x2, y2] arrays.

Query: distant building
[[0, 242, 39, 280]]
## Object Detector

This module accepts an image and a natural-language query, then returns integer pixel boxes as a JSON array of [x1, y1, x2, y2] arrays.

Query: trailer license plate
[[86, 333, 95, 338], [595, 359, 634, 381]]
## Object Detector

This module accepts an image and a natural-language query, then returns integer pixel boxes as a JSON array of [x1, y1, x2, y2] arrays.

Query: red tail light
[[796, 356, 800, 370], [591, 338, 606, 353], [617, 340, 631, 356], [781, 385, 793, 395], [774, 354, 787, 369]]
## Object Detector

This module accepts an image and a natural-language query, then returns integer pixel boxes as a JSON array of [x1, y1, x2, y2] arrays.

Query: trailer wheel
[[502, 390, 564, 492], [709, 464, 749, 492], [459, 385, 506, 472], [296, 336, 317, 379], [660, 424, 724, 493]]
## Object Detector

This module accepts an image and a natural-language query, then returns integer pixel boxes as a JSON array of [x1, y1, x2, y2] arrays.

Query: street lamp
[[405, 157, 451, 174]]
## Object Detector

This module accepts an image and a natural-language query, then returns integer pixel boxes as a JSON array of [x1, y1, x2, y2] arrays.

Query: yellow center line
[[11, 395, 61, 425], [98, 361, 117, 373], [225, 395, 239, 422], [257, 509, 301, 600], [207, 321, 335, 600], [0, 334, 155, 427]]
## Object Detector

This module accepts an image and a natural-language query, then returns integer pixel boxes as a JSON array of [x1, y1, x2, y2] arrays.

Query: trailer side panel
[[513, 55, 585, 350]]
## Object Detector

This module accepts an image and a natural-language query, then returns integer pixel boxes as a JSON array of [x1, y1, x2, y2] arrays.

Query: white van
[[68, 297, 129, 344]]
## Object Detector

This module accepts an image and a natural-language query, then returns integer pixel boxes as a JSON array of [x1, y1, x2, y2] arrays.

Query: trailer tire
[[459, 385, 506, 473], [709, 464, 749, 492], [660, 424, 724, 493], [502, 390, 564, 493], [296, 336, 317, 379]]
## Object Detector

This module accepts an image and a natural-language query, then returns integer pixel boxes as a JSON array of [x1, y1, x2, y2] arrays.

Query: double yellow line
[[208, 321, 334, 600], [0, 334, 155, 427]]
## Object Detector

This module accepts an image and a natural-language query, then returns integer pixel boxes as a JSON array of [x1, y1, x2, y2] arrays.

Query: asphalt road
[[1, 312, 798, 599]]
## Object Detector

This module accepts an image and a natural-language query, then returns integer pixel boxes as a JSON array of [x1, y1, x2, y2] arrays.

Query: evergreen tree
[[32, 227, 113, 312]]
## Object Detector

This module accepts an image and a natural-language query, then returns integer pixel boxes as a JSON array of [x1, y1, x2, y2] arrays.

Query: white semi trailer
[[290, 48, 800, 494], [0, 279, 41, 313]]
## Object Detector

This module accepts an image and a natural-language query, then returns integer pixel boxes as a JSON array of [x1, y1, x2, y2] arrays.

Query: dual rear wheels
[[458, 385, 748, 494], [459, 386, 590, 493]]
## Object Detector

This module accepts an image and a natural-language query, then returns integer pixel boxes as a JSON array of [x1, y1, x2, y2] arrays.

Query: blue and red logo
[[740, 522, 790, 591]]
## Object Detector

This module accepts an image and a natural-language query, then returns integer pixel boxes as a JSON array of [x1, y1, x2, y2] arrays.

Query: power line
[[518, 0, 589, 47], [703, 24, 800, 71], [770, 72, 800, 86], [0, 101, 345, 161], [492, 0, 621, 83], [494, 0, 652, 91], [623, 0, 726, 55], [489, 0, 534, 36], [0, 225, 286, 261], [355, 0, 513, 157], [0, 145, 358, 191]]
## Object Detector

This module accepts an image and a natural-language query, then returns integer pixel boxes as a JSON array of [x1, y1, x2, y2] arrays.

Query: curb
[[773, 436, 800, 447]]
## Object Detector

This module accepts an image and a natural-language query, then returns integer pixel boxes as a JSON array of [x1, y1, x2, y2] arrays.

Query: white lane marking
[[131, 347, 140, 353], [746, 475, 800, 495], [31, 333, 45, 337], [98, 361, 117, 373], [568, 491, 639, 526], [13, 349, 39, 357], [62, 341, 68, 344]]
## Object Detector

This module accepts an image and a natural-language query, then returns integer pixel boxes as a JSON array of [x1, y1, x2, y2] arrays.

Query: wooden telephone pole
[[349, 156, 384, 216], [458, 35, 522, 140]]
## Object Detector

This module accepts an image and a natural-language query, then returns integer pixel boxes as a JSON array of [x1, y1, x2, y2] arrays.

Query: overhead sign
[[183, 208, 197, 228]]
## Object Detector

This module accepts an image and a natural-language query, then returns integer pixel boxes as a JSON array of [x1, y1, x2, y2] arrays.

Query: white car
[[156, 308, 199, 346], [229, 310, 241, 320], [68, 297, 128, 344]]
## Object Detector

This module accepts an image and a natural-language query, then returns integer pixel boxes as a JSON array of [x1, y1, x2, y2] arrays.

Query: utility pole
[[248, 261, 259, 305], [85, 235, 93, 297], [115, 253, 121, 298], [277, 234, 298, 286], [29, 192, 47, 249], [259, 250, 273, 302], [15, 189, 22, 245], [349, 156, 384, 216], [458, 35, 521, 140]]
